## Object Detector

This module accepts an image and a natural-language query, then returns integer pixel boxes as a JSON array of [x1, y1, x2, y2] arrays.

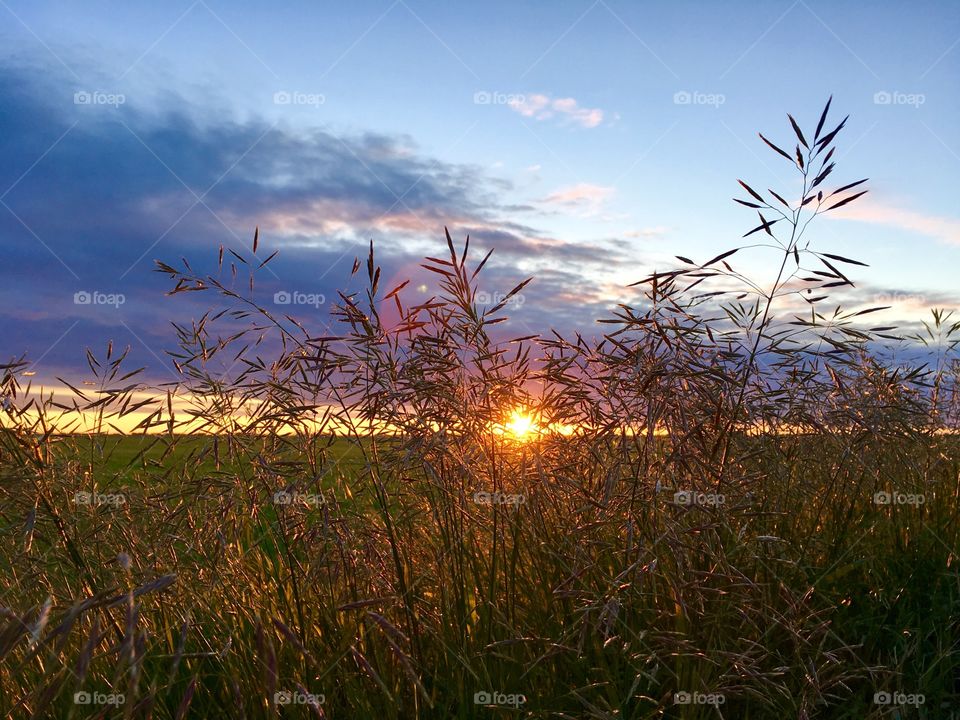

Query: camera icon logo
[[473, 91, 491, 105], [274, 690, 292, 705], [873, 91, 892, 105], [873, 691, 891, 705], [73, 691, 91, 704], [474, 691, 492, 704], [273, 91, 291, 105], [674, 691, 692, 704], [273, 491, 292, 505], [74, 291, 92, 305], [273, 291, 291, 305], [873, 491, 891, 505], [673, 91, 691, 105], [73, 91, 92, 105], [673, 490, 692, 505]]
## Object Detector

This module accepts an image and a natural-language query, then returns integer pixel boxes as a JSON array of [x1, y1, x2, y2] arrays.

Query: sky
[[1, 0, 959, 394]]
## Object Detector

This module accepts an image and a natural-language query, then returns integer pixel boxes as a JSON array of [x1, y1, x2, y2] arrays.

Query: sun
[[502, 409, 539, 441]]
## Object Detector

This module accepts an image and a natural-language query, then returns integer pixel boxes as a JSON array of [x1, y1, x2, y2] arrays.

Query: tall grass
[[1, 99, 959, 718]]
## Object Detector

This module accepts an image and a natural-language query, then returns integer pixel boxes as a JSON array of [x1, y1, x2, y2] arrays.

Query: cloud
[[624, 227, 669, 239], [826, 197, 960, 246], [0, 59, 626, 385], [508, 93, 605, 128], [540, 183, 614, 216]]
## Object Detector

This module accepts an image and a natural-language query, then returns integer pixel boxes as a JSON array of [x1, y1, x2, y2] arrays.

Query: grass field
[[1, 428, 958, 718]]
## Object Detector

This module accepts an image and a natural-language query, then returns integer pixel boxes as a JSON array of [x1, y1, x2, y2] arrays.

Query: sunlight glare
[[492, 408, 541, 442], [506, 410, 536, 440]]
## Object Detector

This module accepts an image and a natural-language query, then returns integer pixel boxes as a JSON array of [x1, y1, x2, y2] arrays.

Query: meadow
[[1, 100, 959, 718]]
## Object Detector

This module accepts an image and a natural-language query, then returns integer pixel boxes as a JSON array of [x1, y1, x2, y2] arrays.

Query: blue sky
[[1, 0, 959, 386]]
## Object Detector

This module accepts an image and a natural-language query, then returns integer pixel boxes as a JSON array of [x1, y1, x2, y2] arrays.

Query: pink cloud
[[541, 183, 614, 216], [509, 93, 551, 119], [508, 93, 605, 128], [543, 183, 613, 205], [827, 197, 960, 246]]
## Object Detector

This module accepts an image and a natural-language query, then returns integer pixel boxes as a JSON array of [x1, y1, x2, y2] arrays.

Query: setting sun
[[492, 408, 541, 442], [506, 410, 537, 440]]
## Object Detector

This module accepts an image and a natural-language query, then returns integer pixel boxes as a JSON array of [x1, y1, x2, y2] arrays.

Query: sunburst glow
[[492, 408, 541, 442], [505, 410, 536, 439]]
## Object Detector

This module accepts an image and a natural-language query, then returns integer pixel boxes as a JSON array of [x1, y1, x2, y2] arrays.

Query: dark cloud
[[0, 59, 626, 386]]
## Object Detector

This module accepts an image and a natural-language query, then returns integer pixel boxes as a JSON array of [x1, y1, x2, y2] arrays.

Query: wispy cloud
[[541, 183, 614, 216], [508, 93, 605, 128], [828, 197, 960, 246], [624, 227, 669, 239]]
